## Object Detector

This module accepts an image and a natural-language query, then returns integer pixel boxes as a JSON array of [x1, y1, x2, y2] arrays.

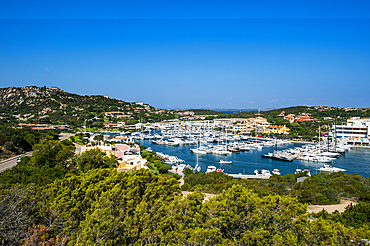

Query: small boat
[[206, 166, 217, 173], [318, 164, 346, 173], [219, 160, 232, 164], [272, 169, 281, 175], [216, 168, 225, 172]]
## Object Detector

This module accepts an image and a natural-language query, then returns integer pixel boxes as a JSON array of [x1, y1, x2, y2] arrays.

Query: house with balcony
[[333, 117, 370, 145], [263, 125, 290, 135], [117, 155, 147, 172]]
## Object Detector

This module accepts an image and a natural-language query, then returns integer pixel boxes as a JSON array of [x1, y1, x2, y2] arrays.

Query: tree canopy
[[1, 169, 370, 245]]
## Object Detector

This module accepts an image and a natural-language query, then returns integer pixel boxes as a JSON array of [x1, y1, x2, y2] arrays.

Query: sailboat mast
[[334, 118, 337, 152], [319, 126, 321, 149]]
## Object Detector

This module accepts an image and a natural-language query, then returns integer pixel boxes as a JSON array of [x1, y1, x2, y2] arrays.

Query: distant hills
[[210, 108, 274, 113], [170, 108, 274, 113], [0, 86, 174, 127], [1, 86, 369, 129]]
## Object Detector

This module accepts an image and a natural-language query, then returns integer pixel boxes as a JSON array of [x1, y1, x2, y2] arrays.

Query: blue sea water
[[137, 140, 370, 178]]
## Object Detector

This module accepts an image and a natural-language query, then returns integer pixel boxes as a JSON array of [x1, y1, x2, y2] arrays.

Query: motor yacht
[[206, 166, 217, 173], [318, 164, 346, 173], [254, 169, 271, 176], [272, 169, 281, 175]]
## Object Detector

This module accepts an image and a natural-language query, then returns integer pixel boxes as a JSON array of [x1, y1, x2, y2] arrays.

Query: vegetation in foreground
[[1, 169, 370, 245], [1, 136, 370, 244], [182, 170, 370, 205]]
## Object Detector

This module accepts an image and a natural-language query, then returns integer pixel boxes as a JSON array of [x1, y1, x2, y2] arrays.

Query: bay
[[137, 139, 370, 178]]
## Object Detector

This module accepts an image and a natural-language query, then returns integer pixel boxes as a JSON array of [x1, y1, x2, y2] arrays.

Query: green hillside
[[0, 86, 175, 127]]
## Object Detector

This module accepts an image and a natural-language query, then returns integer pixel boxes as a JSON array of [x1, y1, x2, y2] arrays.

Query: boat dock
[[226, 173, 271, 180]]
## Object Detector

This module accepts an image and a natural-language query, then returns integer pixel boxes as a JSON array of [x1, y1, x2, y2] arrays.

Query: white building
[[119, 155, 148, 169], [333, 117, 370, 145]]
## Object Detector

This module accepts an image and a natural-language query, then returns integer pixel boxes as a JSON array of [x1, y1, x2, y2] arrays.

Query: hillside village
[[1, 86, 369, 142]]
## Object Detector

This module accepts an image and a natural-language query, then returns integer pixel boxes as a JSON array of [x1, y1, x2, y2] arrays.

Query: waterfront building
[[263, 125, 290, 135], [103, 121, 126, 129], [231, 117, 270, 134], [214, 118, 244, 126], [232, 122, 254, 134], [333, 117, 370, 145]]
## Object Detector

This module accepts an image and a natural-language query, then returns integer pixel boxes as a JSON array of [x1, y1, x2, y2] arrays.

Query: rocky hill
[[0, 86, 174, 127]]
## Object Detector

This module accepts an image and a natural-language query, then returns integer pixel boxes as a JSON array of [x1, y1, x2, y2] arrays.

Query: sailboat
[[195, 141, 201, 172]]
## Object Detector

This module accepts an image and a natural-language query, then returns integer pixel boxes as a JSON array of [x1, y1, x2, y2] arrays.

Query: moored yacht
[[254, 169, 271, 176], [206, 166, 217, 173], [272, 169, 281, 175], [318, 164, 346, 173]]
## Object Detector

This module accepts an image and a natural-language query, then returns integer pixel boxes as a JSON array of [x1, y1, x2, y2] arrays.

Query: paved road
[[0, 133, 74, 174], [0, 152, 33, 173]]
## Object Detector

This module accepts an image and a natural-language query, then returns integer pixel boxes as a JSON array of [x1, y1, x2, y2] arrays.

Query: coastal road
[[0, 152, 33, 173]]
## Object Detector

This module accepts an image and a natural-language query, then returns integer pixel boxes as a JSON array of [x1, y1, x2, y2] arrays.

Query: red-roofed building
[[295, 116, 319, 123]]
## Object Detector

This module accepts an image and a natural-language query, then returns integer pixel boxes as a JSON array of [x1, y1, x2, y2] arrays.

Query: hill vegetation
[[0, 86, 176, 128]]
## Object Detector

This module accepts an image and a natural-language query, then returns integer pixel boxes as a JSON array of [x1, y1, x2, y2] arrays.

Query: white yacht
[[299, 155, 318, 162], [254, 169, 271, 176], [212, 146, 232, 155], [206, 166, 217, 173], [190, 148, 207, 154], [315, 156, 336, 163], [318, 164, 346, 173], [219, 160, 232, 164], [272, 169, 281, 175]]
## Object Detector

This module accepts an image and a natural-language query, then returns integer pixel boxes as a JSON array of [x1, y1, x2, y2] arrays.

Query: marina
[[98, 122, 370, 178], [134, 137, 370, 178]]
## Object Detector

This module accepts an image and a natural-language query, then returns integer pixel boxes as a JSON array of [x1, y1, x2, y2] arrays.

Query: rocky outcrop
[[0, 86, 62, 108]]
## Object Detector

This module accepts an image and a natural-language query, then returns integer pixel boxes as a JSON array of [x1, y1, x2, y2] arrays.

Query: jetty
[[261, 153, 296, 162]]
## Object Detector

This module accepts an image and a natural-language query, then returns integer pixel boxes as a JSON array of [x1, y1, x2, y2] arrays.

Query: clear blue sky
[[0, 1, 369, 109]]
